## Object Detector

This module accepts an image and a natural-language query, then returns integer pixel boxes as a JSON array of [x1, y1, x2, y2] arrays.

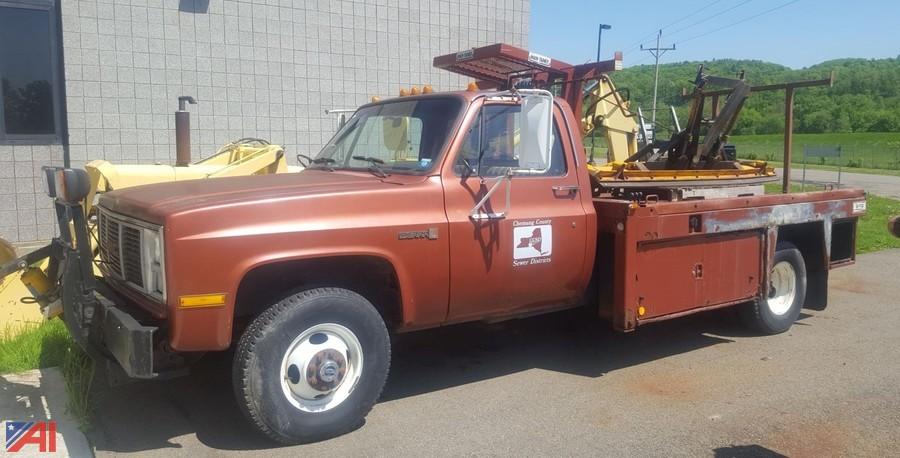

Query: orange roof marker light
[[410, 86, 421, 95], [422, 85, 433, 94], [466, 81, 478, 91], [399, 88, 409, 97]]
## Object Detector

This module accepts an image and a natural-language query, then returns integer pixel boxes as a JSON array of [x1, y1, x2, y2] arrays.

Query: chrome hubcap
[[280, 323, 363, 412]]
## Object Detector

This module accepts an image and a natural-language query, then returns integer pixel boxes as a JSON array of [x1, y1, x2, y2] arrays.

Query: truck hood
[[98, 170, 429, 224]]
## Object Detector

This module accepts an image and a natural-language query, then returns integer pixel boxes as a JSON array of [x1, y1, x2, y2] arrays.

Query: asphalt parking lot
[[88, 249, 900, 457]]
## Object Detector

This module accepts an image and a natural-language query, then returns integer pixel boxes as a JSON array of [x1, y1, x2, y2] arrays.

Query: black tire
[[233, 287, 391, 444], [741, 241, 807, 335]]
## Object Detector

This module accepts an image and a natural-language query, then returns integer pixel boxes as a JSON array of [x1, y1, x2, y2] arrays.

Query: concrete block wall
[[0, 144, 66, 243], [0, 0, 529, 243]]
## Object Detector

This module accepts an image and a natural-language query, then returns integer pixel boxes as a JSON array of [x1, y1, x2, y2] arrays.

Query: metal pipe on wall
[[175, 96, 197, 167]]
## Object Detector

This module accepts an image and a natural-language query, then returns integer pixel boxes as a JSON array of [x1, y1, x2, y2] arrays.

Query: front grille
[[99, 213, 122, 275], [121, 226, 143, 287], [97, 209, 162, 301]]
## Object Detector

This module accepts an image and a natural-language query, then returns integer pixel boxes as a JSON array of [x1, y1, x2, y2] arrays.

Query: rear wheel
[[741, 241, 807, 334], [233, 287, 390, 444]]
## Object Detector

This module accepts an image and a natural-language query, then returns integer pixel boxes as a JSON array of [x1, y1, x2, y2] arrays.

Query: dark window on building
[[0, 0, 62, 143]]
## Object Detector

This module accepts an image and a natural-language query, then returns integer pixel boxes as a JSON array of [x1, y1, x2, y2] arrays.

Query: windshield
[[311, 97, 463, 174]]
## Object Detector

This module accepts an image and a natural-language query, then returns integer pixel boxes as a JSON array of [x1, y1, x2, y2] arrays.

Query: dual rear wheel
[[742, 241, 808, 335]]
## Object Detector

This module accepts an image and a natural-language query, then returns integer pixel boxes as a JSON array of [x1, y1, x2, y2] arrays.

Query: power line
[[629, 54, 655, 67], [659, 0, 730, 32], [621, 0, 734, 55], [675, 0, 802, 45], [626, 0, 803, 64], [665, 0, 755, 39], [623, 31, 663, 55]]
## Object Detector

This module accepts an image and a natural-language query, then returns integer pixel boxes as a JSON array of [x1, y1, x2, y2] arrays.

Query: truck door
[[442, 100, 588, 322]]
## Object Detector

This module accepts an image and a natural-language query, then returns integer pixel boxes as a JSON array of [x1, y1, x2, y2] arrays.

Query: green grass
[[765, 183, 900, 254], [1, 319, 94, 431], [61, 340, 95, 431], [586, 131, 900, 174], [0, 320, 71, 373], [856, 193, 900, 254], [730, 132, 900, 171], [762, 160, 900, 178]]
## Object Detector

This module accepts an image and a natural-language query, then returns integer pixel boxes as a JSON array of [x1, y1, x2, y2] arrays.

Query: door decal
[[513, 219, 552, 266]]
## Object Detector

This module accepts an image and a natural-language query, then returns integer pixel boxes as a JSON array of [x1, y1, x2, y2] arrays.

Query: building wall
[[1, 0, 529, 243]]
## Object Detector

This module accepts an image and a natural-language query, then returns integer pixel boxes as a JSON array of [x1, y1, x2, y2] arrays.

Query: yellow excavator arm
[[581, 74, 640, 164]]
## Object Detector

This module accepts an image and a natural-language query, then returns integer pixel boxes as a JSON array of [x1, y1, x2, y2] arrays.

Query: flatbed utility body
[[593, 188, 863, 330]]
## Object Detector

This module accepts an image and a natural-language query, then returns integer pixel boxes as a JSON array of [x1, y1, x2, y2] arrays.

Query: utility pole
[[597, 23, 612, 62], [641, 29, 675, 127]]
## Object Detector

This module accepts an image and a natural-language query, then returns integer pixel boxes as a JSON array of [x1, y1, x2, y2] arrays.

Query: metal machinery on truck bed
[[434, 43, 777, 200]]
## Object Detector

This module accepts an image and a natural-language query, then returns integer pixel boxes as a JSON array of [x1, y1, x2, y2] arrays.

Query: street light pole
[[596, 23, 612, 62]]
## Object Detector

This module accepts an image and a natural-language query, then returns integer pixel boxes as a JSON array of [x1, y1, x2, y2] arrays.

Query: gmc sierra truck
[[0, 44, 866, 444]]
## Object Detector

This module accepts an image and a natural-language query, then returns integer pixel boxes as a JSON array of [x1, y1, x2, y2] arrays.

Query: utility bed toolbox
[[593, 189, 866, 331]]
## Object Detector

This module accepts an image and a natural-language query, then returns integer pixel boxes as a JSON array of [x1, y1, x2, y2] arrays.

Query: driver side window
[[456, 104, 566, 177]]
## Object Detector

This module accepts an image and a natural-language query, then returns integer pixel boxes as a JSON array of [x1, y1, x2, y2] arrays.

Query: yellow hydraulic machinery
[[1, 137, 299, 325], [579, 68, 776, 195], [1, 95, 302, 326], [84, 138, 299, 216], [581, 74, 640, 163]]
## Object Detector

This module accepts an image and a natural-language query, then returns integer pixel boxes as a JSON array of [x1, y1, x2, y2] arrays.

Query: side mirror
[[469, 90, 554, 221], [515, 90, 554, 174]]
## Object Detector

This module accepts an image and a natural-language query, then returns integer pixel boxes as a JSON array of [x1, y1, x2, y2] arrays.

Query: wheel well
[[777, 222, 828, 310], [234, 256, 402, 328]]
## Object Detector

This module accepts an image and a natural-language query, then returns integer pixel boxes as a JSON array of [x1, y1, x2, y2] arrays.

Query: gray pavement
[[88, 249, 900, 457], [777, 167, 900, 199]]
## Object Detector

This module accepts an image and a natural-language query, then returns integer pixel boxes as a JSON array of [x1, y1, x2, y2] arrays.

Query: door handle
[[552, 185, 579, 193]]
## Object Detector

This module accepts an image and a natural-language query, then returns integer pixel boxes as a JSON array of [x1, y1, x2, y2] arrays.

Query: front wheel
[[741, 241, 807, 335], [233, 287, 391, 444]]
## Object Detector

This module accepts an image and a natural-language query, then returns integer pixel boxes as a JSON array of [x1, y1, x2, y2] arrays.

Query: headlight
[[141, 227, 166, 300]]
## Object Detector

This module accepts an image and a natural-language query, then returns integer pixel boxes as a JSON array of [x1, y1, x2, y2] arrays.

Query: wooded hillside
[[612, 57, 900, 135]]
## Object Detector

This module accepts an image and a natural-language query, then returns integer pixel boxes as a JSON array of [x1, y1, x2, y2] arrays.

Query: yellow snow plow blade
[[1, 138, 299, 330], [0, 238, 14, 266], [84, 138, 298, 216], [0, 239, 51, 326]]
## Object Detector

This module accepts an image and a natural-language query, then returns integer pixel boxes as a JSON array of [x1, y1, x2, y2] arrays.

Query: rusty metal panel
[[632, 232, 762, 321], [594, 189, 864, 331]]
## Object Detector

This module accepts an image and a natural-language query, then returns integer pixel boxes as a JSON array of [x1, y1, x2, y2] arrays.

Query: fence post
[[801, 145, 806, 192], [837, 146, 842, 186]]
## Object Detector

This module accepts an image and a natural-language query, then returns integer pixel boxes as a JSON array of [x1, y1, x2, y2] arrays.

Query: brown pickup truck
[[3, 48, 866, 444]]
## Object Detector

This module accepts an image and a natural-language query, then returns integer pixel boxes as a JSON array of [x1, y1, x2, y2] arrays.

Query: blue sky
[[529, 0, 900, 68]]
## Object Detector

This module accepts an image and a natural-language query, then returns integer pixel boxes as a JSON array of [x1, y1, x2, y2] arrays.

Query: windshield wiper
[[352, 155, 389, 178], [303, 156, 336, 171]]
